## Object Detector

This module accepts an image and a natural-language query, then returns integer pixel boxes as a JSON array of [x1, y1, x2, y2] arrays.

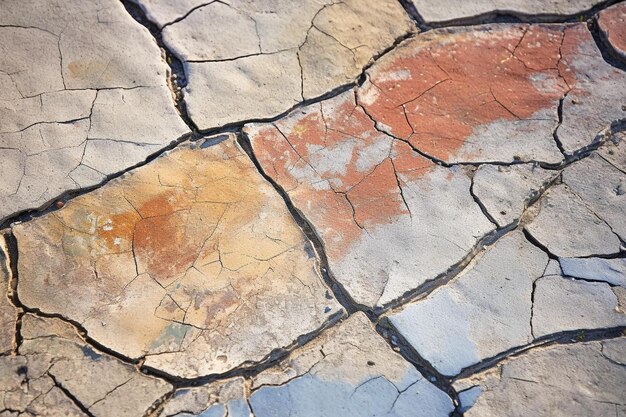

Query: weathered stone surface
[[159, 377, 250, 417], [0, 313, 170, 416], [246, 91, 494, 308], [598, 2, 626, 62], [560, 257, 626, 287], [0, 235, 16, 354], [0, 0, 188, 223], [599, 131, 626, 172], [409, 0, 605, 23], [532, 275, 626, 337], [525, 184, 621, 257], [472, 164, 557, 228], [136, 0, 414, 129], [249, 312, 454, 417], [358, 23, 626, 162], [13, 134, 341, 379], [562, 153, 626, 241], [387, 232, 547, 376], [18, 314, 172, 416], [455, 338, 626, 417]]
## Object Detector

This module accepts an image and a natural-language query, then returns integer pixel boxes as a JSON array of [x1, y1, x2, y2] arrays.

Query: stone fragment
[[525, 184, 621, 258], [159, 377, 250, 417], [358, 23, 626, 161], [249, 312, 454, 417], [18, 314, 172, 417], [472, 164, 557, 227], [245, 91, 494, 308], [454, 338, 626, 417], [560, 257, 626, 287], [0, 235, 16, 354], [408, 0, 605, 24], [598, 2, 626, 62], [532, 275, 626, 337], [0, 0, 188, 223], [562, 153, 626, 241], [13, 134, 341, 379], [139, 0, 414, 129], [557, 24, 626, 153], [544, 259, 562, 276], [387, 232, 548, 376]]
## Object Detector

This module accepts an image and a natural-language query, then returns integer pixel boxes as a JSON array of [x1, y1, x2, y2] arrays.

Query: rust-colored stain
[[598, 3, 626, 62], [358, 25, 574, 161]]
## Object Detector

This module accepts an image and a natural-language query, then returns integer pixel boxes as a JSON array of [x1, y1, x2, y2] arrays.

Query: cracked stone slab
[[525, 184, 622, 258], [387, 232, 547, 376], [245, 91, 495, 308], [0, 313, 171, 417], [408, 0, 606, 24], [560, 257, 626, 287], [532, 275, 626, 338], [562, 153, 626, 241], [358, 23, 626, 162], [13, 133, 342, 379], [0, 235, 17, 354], [248, 312, 454, 417], [454, 338, 626, 417], [472, 164, 557, 228], [159, 377, 250, 417], [134, 0, 415, 129], [598, 2, 626, 62], [0, 0, 189, 223]]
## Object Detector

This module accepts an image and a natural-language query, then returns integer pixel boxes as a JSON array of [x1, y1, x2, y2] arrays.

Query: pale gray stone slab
[[525, 184, 621, 258], [0, 0, 188, 223], [473, 164, 557, 228], [387, 232, 547, 376], [560, 257, 626, 287], [409, 0, 606, 23], [599, 131, 626, 173], [544, 259, 562, 276], [455, 338, 626, 417], [532, 275, 626, 337], [562, 153, 626, 241], [249, 312, 454, 417]]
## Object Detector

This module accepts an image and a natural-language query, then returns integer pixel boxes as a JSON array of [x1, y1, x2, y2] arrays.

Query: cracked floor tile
[[408, 0, 607, 24], [11, 133, 342, 379], [453, 337, 626, 417], [249, 312, 454, 417], [598, 2, 626, 63], [0, 0, 189, 223], [386, 232, 547, 376], [0, 313, 172, 417], [359, 23, 626, 162], [132, 0, 415, 129], [245, 90, 495, 308]]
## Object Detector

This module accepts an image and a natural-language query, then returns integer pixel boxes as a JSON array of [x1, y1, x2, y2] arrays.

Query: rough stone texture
[[0, 235, 16, 354], [525, 184, 622, 257], [472, 164, 557, 227], [560, 257, 626, 287], [0, 313, 171, 417], [599, 131, 626, 172], [248, 312, 454, 417], [246, 91, 495, 308], [13, 134, 342, 379], [387, 232, 548, 376], [532, 275, 626, 337], [358, 23, 626, 161], [159, 377, 250, 417], [598, 2, 626, 62], [409, 0, 605, 23], [562, 153, 626, 241], [135, 0, 415, 129], [0, 0, 189, 223], [455, 338, 626, 417]]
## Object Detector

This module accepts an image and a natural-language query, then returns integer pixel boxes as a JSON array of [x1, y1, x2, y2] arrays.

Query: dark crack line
[[47, 372, 96, 417]]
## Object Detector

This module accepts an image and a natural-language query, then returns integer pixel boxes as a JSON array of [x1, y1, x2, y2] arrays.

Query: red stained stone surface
[[598, 2, 626, 61], [246, 91, 494, 307]]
